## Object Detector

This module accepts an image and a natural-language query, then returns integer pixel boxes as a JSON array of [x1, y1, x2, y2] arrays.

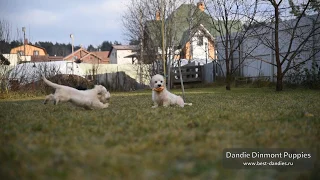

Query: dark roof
[[124, 53, 138, 58], [31, 55, 64, 62], [48, 56, 64, 61], [112, 45, 139, 50]]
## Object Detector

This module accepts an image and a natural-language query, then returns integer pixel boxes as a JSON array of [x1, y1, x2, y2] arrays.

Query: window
[[197, 36, 203, 46], [33, 50, 39, 56], [17, 50, 24, 56]]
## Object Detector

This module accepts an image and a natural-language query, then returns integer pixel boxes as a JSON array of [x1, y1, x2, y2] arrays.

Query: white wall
[[8, 61, 84, 84], [215, 14, 320, 80], [191, 30, 209, 60], [108, 49, 135, 65], [117, 50, 134, 64], [3, 54, 31, 66], [109, 49, 117, 64], [79, 63, 151, 85]]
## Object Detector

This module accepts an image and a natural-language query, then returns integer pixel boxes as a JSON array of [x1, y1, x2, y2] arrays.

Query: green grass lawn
[[0, 87, 319, 180]]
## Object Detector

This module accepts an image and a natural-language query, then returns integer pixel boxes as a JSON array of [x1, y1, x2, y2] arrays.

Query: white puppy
[[150, 74, 192, 108], [43, 76, 110, 110]]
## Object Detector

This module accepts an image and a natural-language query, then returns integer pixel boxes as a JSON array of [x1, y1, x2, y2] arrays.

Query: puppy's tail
[[42, 75, 61, 89], [184, 103, 192, 106]]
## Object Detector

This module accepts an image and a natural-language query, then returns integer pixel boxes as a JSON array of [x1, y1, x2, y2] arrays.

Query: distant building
[[64, 48, 109, 64], [9, 39, 64, 63], [108, 45, 139, 64], [90, 51, 110, 64], [144, 1, 219, 62], [10, 39, 47, 56]]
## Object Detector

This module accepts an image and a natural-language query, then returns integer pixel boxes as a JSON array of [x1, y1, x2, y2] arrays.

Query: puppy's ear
[[95, 85, 102, 93]]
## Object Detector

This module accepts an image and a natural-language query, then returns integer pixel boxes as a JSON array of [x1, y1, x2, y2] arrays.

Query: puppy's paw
[[152, 105, 158, 108], [102, 103, 109, 109]]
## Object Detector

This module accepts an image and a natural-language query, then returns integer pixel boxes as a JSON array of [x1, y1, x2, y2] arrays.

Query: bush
[[302, 61, 320, 89]]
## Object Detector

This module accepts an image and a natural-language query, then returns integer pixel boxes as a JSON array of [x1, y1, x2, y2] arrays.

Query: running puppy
[[150, 74, 192, 108], [43, 76, 110, 109]]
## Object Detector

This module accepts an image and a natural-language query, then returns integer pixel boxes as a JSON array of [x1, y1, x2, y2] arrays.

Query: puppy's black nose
[[158, 84, 161, 87]]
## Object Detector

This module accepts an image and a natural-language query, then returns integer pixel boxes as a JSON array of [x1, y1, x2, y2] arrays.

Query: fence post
[[178, 60, 185, 100], [201, 65, 204, 83], [105, 72, 108, 88], [213, 61, 215, 82], [116, 66, 119, 91]]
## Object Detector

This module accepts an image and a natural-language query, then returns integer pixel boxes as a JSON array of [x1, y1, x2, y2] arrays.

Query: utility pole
[[161, 0, 166, 79], [139, 8, 144, 87], [70, 34, 74, 75], [22, 27, 26, 62], [70, 34, 74, 55]]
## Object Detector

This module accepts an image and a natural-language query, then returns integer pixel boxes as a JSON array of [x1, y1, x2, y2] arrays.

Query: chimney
[[156, 10, 161, 21], [24, 38, 28, 44], [197, 1, 205, 12]]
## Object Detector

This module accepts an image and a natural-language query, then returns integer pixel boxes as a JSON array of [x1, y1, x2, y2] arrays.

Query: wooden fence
[[170, 65, 204, 88]]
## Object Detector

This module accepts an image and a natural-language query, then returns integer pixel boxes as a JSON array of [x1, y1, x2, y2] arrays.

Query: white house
[[190, 26, 214, 60], [108, 45, 139, 64]]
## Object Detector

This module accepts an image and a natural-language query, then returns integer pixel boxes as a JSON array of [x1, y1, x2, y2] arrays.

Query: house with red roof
[[64, 48, 109, 64]]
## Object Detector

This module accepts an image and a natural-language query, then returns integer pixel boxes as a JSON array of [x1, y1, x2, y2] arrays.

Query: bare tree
[[0, 19, 12, 92], [252, 0, 320, 91], [123, 0, 219, 90], [123, 0, 153, 88], [205, 0, 259, 90], [0, 19, 11, 46], [123, 1, 183, 63]]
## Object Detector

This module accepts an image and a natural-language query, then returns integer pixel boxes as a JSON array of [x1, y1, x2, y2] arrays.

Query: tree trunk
[[225, 44, 232, 90], [276, 76, 283, 91], [274, 2, 283, 91], [224, 7, 231, 91], [276, 67, 283, 91], [225, 48, 231, 90], [225, 52, 231, 90], [226, 71, 231, 90]]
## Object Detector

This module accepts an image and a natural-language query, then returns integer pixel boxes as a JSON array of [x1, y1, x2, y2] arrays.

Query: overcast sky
[[0, 0, 130, 47]]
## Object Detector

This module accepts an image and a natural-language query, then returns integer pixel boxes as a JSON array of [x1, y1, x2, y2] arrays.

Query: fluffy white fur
[[43, 76, 110, 110], [150, 74, 192, 108]]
